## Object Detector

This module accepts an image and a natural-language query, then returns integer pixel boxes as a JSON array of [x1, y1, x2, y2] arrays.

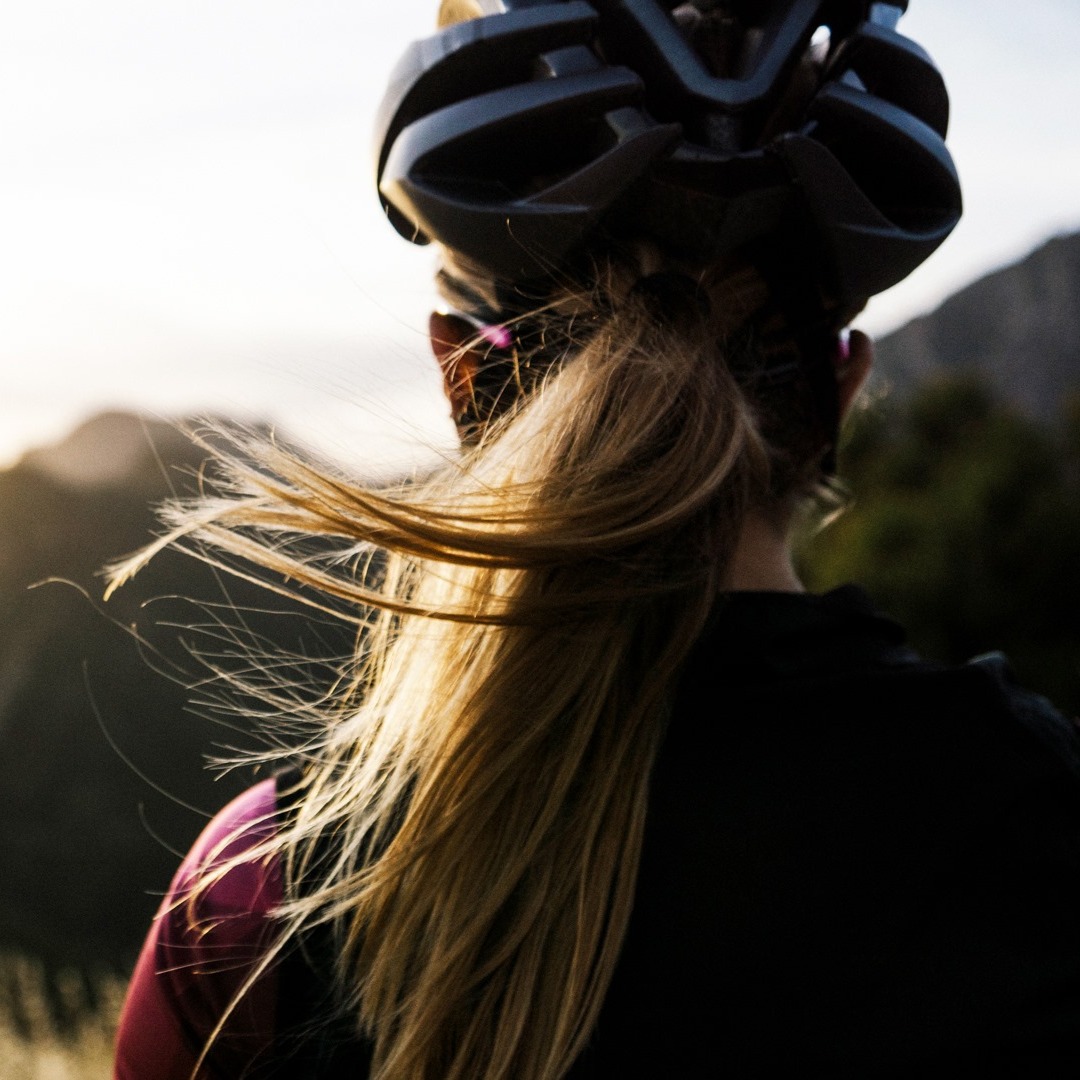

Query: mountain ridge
[[875, 230, 1080, 420]]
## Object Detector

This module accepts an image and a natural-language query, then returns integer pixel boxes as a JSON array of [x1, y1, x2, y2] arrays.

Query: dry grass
[[0, 954, 124, 1080]]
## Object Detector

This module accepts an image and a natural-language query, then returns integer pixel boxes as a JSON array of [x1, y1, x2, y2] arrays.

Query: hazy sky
[[3, 1, 1079, 471]]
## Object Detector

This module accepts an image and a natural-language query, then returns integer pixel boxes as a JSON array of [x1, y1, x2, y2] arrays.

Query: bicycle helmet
[[376, 0, 961, 310]]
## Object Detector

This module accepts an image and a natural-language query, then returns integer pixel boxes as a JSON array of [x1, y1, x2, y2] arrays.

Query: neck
[[723, 508, 804, 593]]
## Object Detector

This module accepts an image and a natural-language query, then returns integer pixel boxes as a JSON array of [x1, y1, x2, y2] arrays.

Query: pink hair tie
[[834, 329, 851, 365], [480, 323, 513, 350]]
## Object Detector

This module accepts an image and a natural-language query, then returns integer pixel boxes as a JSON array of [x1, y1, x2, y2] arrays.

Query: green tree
[[800, 377, 1080, 715]]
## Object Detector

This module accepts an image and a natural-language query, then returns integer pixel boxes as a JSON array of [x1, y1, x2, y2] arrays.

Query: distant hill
[[876, 231, 1080, 421], [0, 414, 354, 975]]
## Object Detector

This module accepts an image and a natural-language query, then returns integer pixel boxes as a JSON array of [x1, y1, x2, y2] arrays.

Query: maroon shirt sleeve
[[113, 779, 285, 1079]]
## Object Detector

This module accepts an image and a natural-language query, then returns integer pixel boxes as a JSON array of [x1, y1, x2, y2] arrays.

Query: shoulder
[[963, 651, 1080, 777], [114, 776, 292, 1079], [171, 776, 285, 926], [667, 589, 1080, 872], [162, 777, 289, 1058]]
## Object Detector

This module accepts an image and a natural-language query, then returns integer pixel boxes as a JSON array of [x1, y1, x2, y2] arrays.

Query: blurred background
[[2, 2, 1079, 1075], [3, 1, 1080, 470]]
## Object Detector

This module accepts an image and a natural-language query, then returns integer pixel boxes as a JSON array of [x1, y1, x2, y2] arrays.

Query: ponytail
[[112, 255, 791, 1079]]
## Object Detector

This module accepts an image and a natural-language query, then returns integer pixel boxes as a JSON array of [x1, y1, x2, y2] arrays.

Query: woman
[[114, 2, 1080, 1077]]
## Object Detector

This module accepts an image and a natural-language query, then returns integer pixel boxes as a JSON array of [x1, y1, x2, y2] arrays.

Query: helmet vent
[[810, 25, 832, 53]]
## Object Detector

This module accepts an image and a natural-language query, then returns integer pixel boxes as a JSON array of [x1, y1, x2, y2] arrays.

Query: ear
[[429, 312, 481, 423], [836, 329, 873, 422]]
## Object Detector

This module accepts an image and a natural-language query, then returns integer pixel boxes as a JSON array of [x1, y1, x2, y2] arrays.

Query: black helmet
[[376, 0, 961, 310]]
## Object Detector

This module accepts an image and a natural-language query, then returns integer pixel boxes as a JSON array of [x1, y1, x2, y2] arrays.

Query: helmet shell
[[376, 0, 961, 306]]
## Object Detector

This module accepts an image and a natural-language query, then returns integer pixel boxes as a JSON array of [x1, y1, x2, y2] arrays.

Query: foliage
[[798, 377, 1080, 716], [0, 418, 355, 976], [0, 954, 122, 1080]]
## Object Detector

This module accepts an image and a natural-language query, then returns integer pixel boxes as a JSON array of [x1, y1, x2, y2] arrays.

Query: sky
[[2, 1, 1079, 473]]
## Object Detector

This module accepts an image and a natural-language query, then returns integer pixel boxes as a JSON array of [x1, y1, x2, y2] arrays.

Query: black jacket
[[573, 586, 1080, 1074]]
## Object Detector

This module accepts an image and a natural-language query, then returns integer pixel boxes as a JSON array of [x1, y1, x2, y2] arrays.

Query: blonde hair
[[112, 253, 824, 1079]]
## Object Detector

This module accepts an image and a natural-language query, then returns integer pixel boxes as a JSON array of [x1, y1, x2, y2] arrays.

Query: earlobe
[[429, 312, 480, 422]]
